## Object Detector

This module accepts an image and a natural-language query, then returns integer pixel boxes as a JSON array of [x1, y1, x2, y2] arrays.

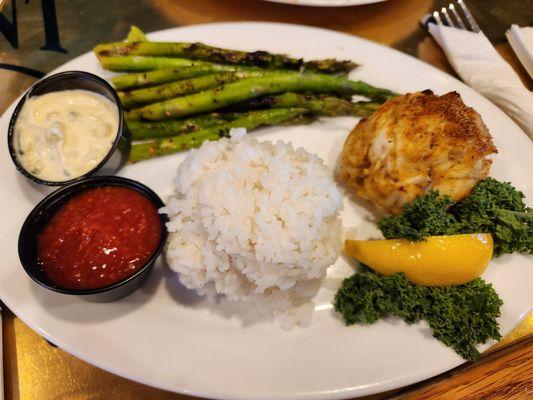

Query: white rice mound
[[162, 128, 343, 328]]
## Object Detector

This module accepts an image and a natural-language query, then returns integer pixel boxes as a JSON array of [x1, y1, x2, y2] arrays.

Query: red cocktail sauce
[[37, 186, 162, 290]]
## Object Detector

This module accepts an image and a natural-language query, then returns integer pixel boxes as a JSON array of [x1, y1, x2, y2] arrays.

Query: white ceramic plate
[[0, 22, 532, 400], [261, 0, 387, 6]]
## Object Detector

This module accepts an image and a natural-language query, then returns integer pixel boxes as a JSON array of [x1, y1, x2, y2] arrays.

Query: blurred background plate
[[261, 0, 388, 6]]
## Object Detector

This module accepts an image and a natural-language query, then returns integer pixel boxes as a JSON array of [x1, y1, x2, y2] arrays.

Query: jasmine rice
[[162, 129, 342, 328]]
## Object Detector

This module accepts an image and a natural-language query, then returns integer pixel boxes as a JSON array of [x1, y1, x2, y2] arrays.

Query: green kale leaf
[[377, 178, 533, 256], [378, 191, 461, 241], [334, 266, 503, 361], [451, 178, 533, 256]]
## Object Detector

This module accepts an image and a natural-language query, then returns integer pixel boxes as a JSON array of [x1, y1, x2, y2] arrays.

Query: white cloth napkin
[[506, 24, 533, 79], [428, 24, 533, 139]]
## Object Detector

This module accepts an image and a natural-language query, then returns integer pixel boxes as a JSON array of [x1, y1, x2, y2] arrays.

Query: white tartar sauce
[[14, 89, 119, 182]]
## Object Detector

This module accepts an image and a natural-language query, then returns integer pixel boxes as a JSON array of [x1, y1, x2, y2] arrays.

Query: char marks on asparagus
[[94, 26, 397, 162]]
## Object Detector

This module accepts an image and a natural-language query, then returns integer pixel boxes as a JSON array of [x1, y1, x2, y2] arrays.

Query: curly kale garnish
[[334, 266, 503, 361], [378, 178, 532, 256], [378, 191, 460, 241], [451, 178, 532, 256]]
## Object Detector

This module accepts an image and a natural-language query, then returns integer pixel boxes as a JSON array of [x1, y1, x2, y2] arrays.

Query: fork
[[432, 0, 481, 33]]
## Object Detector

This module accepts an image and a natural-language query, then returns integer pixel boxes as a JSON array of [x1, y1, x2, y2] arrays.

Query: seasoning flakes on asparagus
[[93, 26, 397, 162]]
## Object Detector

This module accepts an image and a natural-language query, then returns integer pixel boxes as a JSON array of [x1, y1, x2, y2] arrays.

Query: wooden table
[[0, 0, 532, 399]]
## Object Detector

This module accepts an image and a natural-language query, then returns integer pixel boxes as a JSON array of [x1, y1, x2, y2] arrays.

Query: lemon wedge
[[344, 234, 493, 286]]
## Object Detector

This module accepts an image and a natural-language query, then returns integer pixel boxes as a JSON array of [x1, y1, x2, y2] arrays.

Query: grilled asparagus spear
[[129, 107, 308, 162], [120, 71, 262, 108], [238, 93, 381, 117], [95, 41, 357, 74], [128, 95, 379, 140], [98, 56, 212, 71], [127, 113, 240, 140], [111, 66, 240, 90], [126, 72, 396, 120], [130, 130, 219, 163], [125, 26, 147, 42]]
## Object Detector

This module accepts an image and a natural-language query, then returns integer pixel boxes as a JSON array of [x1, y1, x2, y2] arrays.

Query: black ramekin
[[8, 71, 131, 186], [18, 176, 168, 302]]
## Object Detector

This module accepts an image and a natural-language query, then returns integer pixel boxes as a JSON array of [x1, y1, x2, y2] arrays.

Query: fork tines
[[433, 0, 481, 33]]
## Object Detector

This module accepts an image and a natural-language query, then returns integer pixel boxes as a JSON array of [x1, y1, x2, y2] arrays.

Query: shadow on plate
[[15, 172, 54, 204], [29, 260, 166, 323], [334, 180, 385, 230], [416, 322, 435, 339], [328, 307, 344, 323], [163, 261, 276, 327], [160, 258, 205, 307]]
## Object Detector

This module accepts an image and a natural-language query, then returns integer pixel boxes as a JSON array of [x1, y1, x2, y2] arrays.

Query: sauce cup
[[7, 71, 131, 186], [18, 176, 168, 302]]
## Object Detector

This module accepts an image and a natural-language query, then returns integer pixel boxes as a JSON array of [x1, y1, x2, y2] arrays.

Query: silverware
[[433, 0, 481, 33]]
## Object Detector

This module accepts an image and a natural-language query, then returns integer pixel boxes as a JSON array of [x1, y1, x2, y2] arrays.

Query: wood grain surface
[[396, 336, 533, 400], [1, 0, 532, 399], [149, 0, 433, 46]]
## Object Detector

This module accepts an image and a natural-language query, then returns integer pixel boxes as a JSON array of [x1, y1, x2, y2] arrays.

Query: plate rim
[[1, 21, 531, 400]]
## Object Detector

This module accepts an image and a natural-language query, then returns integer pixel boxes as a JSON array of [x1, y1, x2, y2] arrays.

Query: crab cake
[[339, 91, 497, 215]]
